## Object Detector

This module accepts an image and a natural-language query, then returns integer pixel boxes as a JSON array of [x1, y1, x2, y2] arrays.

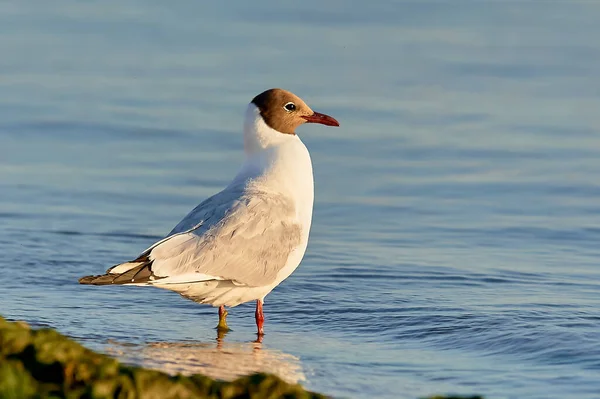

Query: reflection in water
[[105, 331, 305, 384]]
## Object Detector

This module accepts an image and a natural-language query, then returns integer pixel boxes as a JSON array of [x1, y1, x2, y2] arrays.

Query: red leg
[[255, 300, 265, 335]]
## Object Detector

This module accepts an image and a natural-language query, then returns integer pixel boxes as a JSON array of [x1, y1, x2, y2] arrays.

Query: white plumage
[[80, 88, 339, 334]]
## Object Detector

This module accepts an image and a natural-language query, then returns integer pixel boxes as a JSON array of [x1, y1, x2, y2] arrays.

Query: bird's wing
[[102, 185, 303, 288]]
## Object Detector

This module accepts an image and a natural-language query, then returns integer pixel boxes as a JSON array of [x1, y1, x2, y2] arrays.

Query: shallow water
[[2, 2, 600, 398]]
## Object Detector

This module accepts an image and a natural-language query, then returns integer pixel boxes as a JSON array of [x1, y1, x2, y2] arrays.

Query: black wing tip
[[78, 275, 95, 284], [79, 263, 156, 286], [78, 274, 114, 285]]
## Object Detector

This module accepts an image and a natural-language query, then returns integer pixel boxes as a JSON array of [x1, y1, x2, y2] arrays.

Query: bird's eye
[[283, 102, 296, 112]]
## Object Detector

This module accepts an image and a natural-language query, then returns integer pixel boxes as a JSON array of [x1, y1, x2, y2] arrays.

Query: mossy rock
[[0, 316, 325, 398], [0, 316, 483, 399]]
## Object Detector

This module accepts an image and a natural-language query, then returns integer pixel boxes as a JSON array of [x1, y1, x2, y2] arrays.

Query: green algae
[[0, 316, 324, 399], [0, 316, 482, 399]]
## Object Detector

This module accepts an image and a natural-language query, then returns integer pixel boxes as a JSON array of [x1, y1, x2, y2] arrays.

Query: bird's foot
[[216, 306, 230, 332], [254, 331, 264, 344]]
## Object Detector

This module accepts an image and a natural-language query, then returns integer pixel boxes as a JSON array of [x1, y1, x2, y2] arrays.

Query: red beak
[[301, 111, 340, 127]]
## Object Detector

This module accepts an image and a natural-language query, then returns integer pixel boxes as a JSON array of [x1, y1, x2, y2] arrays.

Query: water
[[1, 2, 600, 398]]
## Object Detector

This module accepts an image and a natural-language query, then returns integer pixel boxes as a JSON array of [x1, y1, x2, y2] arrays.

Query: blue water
[[2, 2, 600, 398]]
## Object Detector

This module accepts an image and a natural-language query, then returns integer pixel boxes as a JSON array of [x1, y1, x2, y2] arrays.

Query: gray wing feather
[[148, 185, 302, 287]]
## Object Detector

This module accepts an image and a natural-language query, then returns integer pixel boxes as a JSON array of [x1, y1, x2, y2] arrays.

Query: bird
[[79, 88, 339, 336]]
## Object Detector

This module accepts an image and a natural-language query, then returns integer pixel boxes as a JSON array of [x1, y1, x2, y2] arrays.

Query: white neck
[[243, 104, 297, 155]]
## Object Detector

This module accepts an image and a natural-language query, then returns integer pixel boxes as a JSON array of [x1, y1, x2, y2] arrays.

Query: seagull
[[79, 88, 339, 336]]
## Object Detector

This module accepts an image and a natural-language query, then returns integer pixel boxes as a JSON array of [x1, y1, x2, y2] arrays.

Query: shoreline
[[0, 316, 482, 399]]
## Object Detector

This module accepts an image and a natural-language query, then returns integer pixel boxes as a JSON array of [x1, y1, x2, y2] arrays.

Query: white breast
[[235, 104, 315, 287]]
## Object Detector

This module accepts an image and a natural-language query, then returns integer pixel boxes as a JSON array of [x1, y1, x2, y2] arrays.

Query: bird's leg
[[217, 305, 230, 331], [255, 299, 265, 336]]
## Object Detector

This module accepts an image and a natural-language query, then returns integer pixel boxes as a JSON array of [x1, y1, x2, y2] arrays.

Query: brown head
[[251, 88, 339, 135]]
